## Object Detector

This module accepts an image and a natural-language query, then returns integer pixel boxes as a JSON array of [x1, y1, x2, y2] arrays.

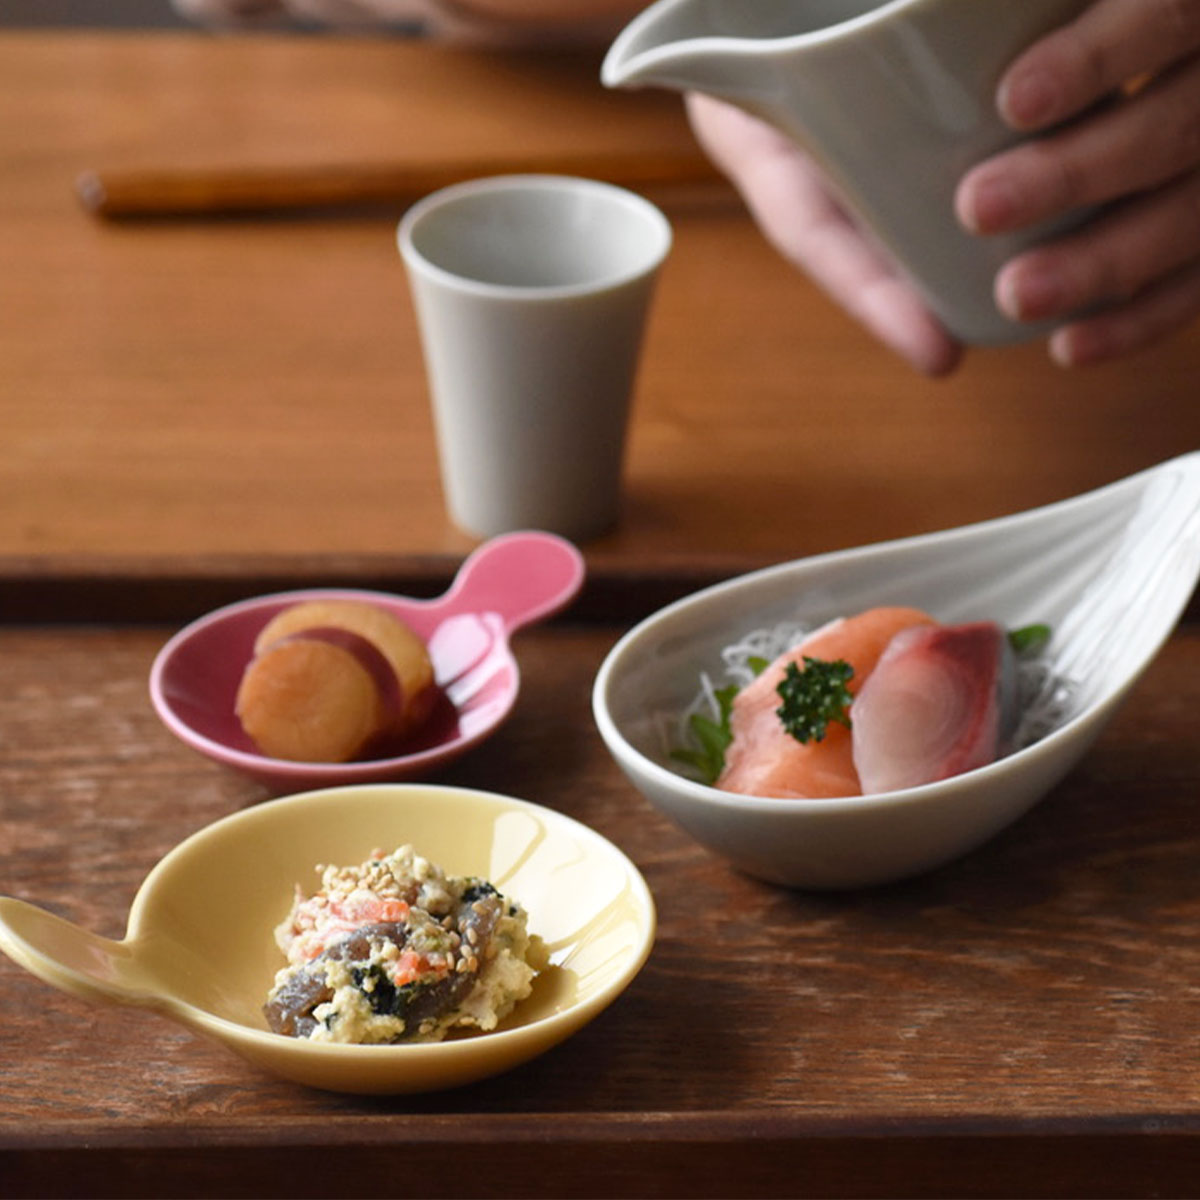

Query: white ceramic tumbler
[[399, 175, 672, 541]]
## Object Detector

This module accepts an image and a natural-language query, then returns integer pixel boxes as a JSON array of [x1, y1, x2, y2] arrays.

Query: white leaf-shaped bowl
[[593, 454, 1200, 889]]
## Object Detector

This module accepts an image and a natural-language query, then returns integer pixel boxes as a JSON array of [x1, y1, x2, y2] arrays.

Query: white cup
[[398, 175, 672, 542]]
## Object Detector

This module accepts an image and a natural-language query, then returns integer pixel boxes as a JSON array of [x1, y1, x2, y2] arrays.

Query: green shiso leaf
[[671, 683, 739, 785], [1008, 623, 1052, 656]]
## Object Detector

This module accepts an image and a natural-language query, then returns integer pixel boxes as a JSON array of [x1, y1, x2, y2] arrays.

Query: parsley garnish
[[775, 656, 854, 744]]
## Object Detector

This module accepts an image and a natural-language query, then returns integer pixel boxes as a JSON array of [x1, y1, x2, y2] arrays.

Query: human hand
[[684, 93, 963, 377], [956, 0, 1200, 367]]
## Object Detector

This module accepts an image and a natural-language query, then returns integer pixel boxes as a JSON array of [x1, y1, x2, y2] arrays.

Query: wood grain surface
[[3, 29, 1200, 1199], [1, 32, 1198, 577], [2, 617, 1199, 1198]]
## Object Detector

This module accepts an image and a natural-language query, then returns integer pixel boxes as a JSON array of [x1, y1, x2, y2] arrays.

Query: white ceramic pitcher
[[602, 0, 1092, 345]]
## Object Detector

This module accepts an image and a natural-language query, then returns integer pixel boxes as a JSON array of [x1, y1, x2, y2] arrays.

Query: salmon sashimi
[[850, 620, 1016, 795], [717, 606, 936, 799]]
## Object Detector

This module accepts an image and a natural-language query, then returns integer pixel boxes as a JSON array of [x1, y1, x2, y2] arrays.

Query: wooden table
[[2, 30, 1199, 1199], [3, 31, 1199, 578]]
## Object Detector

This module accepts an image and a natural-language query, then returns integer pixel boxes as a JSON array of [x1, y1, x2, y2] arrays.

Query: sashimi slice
[[850, 620, 1014, 795], [717, 606, 935, 799]]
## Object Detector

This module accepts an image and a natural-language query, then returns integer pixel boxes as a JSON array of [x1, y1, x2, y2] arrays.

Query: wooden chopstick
[[76, 152, 728, 219]]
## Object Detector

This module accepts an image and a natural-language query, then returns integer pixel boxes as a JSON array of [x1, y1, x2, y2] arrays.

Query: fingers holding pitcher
[[995, 167, 1200, 364], [1046, 255, 1200, 366], [685, 94, 963, 377], [957, 49, 1200, 236], [991, 164, 1200, 316], [996, 0, 1200, 132], [955, 0, 1200, 362]]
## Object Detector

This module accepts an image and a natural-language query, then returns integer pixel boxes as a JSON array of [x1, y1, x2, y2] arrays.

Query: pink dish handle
[[432, 532, 586, 634]]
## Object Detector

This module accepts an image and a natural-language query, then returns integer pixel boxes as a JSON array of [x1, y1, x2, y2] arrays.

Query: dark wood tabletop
[[3, 602, 1200, 1199], [2, 29, 1200, 1200]]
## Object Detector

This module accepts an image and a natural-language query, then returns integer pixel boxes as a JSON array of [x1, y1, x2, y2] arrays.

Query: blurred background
[[3, 2, 189, 24]]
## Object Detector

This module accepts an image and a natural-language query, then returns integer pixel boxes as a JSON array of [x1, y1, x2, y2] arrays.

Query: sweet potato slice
[[256, 601, 434, 735], [235, 638, 384, 763]]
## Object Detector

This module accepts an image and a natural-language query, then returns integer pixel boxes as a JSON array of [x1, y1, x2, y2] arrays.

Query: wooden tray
[[2, 567, 1199, 1199]]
